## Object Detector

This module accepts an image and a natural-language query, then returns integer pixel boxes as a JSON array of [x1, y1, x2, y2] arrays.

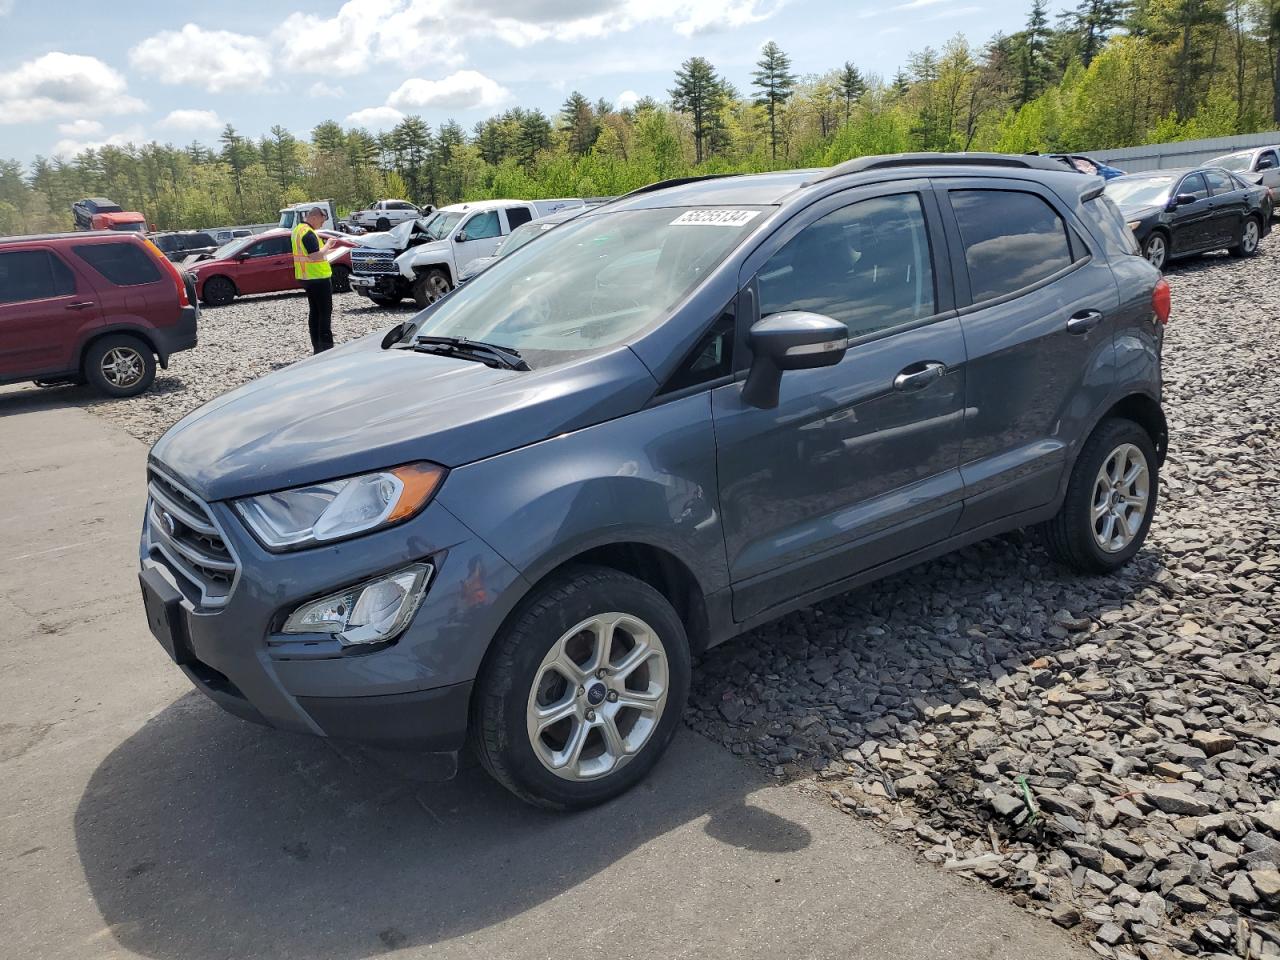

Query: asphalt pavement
[[0, 383, 1092, 960]]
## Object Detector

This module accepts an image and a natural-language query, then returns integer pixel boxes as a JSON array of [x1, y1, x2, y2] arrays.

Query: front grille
[[350, 249, 400, 276], [145, 468, 238, 609]]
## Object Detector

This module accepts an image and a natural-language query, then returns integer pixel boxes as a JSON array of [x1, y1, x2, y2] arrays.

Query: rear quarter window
[[74, 242, 162, 286], [1082, 195, 1140, 258]]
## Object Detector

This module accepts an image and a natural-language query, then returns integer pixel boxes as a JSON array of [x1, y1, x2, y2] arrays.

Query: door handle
[[893, 361, 947, 392], [65, 301, 96, 311], [1066, 310, 1103, 334]]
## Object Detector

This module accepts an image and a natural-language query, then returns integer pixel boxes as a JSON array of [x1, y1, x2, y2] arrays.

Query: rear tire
[[375, 217, 391, 232], [1041, 418, 1158, 574], [331, 264, 351, 293], [1229, 215, 1261, 257], [411, 268, 452, 309], [201, 275, 236, 306], [83, 334, 156, 398], [1142, 231, 1168, 271], [472, 565, 691, 810]]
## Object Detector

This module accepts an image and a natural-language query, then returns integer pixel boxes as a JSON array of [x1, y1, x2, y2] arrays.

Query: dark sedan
[[1105, 166, 1272, 270]]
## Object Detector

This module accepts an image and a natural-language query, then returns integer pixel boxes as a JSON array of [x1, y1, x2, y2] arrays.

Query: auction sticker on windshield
[[670, 209, 761, 226]]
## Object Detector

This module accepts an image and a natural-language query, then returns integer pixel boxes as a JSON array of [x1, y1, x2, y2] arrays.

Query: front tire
[[1230, 215, 1261, 257], [1041, 418, 1158, 573], [201, 275, 236, 306], [1142, 231, 1168, 271], [331, 264, 351, 293], [411, 268, 452, 309], [369, 293, 402, 308], [375, 217, 391, 232], [83, 334, 156, 398], [472, 566, 691, 810]]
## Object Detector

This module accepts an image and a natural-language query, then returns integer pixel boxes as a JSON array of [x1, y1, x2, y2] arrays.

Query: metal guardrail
[[1093, 131, 1280, 173]]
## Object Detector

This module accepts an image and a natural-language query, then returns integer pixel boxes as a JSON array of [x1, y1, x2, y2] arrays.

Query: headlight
[[283, 563, 432, 646], [1126, 220, 1142, 231], [234, 462, 445, 550]]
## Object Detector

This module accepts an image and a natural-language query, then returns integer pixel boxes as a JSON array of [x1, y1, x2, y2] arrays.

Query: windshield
[[389, 212, 439, 245], [1213, 153, 1251, 172], [1106, 176, 1176, 208], [212, 235, 254, 260], [423, 211, 464, 241], [407, 205, 767, 367]]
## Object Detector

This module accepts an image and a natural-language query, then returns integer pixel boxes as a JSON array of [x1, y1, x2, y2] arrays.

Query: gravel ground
[[689, 244, 1280, 960], [70, 247, 1280, 957]]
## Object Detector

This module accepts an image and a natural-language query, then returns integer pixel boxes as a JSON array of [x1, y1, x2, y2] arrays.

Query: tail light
[[1152, 277, 1171, 325], [143, 237, 191, 307]]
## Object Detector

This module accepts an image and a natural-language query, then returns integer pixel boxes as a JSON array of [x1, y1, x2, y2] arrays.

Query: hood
[[399, 240, 449, 268], [352, 231, 405, 250], [1115, 202, 1163, 221], [149, 336, 658, 502]]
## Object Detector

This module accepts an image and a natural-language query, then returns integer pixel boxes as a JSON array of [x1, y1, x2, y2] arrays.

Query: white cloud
[[388, 70, 510, 111], [0, 0, 13, 14], [892, 0, 948, 8], [308, 81, 347, 98], [52, 125, 148, 157], [159, 109, 222, 131], [0, 52, 145, 124], [344, 106, 405, 130], [131, 24, 272, 93], [275, 0, 463, 76], [615, 89, 640, 110], [57, 119, 104, 137]]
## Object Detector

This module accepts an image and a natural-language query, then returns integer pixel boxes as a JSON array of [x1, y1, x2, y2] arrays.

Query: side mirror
[[235, 252, 251, 261], [456, 232, 468, 243], [742, 311, 849, 409], [1172, 193, 1198, 207]]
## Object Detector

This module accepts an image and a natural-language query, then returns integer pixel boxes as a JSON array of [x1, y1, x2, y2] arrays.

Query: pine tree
[[560, 91, 599, 155], [515, 109, 553, 166], [1016, 0, 1054, 106], [837, 61, 867, 124], [670, 56, 729, 163], [1066, 0, 1129, 66], [752, 41, 797, 160], [310, 120, 346, 154]]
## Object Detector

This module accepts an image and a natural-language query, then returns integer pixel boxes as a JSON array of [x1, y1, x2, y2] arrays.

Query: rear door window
[[0, 249, 77, 304], [948, 189, 1074, 303], [74, 242, 162, 286], [758, 192, 936, 339], [505, 206, 533, 230], [1203, 169, 1234, 195]]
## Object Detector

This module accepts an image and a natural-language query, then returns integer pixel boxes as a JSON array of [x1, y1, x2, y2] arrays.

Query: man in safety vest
[[291, 207, 338, 353]]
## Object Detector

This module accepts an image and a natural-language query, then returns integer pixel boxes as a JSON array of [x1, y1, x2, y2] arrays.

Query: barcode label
[[670, 209, 761, 227]]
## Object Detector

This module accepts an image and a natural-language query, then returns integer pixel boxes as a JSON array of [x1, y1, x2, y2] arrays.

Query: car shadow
[[74, 694, 810, 960]]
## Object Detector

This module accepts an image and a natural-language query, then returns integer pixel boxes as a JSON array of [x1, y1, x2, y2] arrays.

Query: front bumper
[[349, 274, 403, 298], [139, 471, 523, 762]]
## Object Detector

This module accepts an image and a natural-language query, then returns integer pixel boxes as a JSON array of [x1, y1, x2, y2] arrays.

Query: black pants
[[303, 278, 334, 353]]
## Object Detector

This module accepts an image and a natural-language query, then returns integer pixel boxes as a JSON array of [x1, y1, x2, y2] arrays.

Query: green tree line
[[3, 0, 1279, 236]]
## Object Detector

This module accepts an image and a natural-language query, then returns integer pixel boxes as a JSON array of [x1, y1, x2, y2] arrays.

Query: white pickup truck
[[278, 200, 337, 232], [348, 197, 584, 307], [348, 199, 431, 232]]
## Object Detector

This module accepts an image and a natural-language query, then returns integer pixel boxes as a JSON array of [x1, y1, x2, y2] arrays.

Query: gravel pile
[[77, 290, 417, 444], [688, 245, 1280, 959]]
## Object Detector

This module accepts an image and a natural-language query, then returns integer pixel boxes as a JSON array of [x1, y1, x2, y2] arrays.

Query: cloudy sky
[[0, 0, 1027, 163]]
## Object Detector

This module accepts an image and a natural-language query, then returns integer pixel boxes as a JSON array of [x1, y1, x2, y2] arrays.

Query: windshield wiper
[[411, 336, 530, 371]]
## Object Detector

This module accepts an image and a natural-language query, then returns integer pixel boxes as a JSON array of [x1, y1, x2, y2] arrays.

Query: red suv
[[188, 228, 354, 305], [0, 232, 197, 398]]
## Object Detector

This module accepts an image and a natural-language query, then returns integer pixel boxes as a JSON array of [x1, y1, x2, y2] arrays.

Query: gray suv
[[139, 154, 1169, 809]]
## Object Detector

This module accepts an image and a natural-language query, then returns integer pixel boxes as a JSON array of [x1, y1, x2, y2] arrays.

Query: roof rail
[[618, 173, 740, 199], [806, 152, 1070, 185]]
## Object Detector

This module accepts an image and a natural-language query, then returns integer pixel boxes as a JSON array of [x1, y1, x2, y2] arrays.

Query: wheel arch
[[413, 261, 456, 286], [79, 325, 162, 372], [1105, 392, 1168, 465], [200, 273, 238, 300]]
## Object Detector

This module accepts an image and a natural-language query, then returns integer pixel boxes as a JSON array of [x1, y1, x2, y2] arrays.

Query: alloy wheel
[[1243, 220, 1260, 253], [526, 612, 669, 782], [1090, 443, 1150, 553], [423, 273, 451, 303], [1145, 235, 1167, 270], [100, 347, 145, 388]]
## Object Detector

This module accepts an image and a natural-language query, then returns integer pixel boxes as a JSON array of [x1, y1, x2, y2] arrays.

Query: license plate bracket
[[139, 566, 194, 665]]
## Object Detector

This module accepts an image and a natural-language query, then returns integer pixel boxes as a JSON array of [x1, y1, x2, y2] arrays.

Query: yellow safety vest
[[291, 223, 332, 281]]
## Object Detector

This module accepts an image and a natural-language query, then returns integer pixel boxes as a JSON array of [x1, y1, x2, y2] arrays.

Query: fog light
[[282, 563, 432, 646]]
